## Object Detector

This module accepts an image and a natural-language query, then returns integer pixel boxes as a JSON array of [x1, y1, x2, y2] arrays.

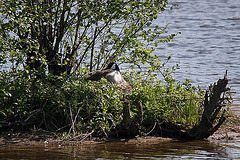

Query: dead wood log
[[190, 70, 230, 140], [157, 71, 230, 140]]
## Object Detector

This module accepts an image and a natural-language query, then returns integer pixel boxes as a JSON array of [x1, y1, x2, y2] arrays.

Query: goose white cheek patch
[[105, 71, 123, 84]]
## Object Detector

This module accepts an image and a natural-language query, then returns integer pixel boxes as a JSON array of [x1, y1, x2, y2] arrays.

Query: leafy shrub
[[0, 69, 204, 137], [129, 72, 204, 128], [0, 70, 123, 135]]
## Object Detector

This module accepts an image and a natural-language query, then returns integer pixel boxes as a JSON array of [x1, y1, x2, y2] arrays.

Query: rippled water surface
[[0, 139, 240, 159], [120, 0, 240, 114], [156, 0, 240, 112], [0, 0, 239, 159]]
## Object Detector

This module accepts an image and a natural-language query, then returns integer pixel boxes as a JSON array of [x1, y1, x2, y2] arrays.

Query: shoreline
[[0, 113, 239, 147]]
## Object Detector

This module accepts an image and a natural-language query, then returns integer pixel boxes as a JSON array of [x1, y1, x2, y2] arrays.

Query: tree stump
[[158, 71, 230, 140], [190, 71, 230, 139]]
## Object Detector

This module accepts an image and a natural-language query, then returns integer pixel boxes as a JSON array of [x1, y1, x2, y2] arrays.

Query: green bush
[[0, 69, 204, 137], [0, 0, 205, 138], [129, 72, 204, 127]]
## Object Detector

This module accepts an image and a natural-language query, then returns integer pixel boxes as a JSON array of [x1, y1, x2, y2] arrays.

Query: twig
[[60, 129, 95, 146], [67, 103, 82, 137], [79, 129, 95, 143], [67, 104, 75, 136], [144, 122, 157, 137]]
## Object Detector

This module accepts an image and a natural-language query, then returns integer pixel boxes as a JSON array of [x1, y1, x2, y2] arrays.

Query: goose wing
[[85, 71, 104, 81]]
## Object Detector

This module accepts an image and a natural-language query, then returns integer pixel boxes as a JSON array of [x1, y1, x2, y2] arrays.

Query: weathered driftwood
[[189, 71, 230, 140], [157, 71, 230, 140]]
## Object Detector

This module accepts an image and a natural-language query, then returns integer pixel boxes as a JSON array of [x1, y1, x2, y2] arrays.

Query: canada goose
[[86, 62, 132, 92]]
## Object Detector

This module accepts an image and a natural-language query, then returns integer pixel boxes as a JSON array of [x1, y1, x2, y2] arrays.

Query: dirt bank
[[0, 113, 239, 146], [209, 113, 240, 141]]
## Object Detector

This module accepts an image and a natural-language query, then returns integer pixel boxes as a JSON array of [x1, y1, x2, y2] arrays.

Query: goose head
[[104, 62, 120, 71]]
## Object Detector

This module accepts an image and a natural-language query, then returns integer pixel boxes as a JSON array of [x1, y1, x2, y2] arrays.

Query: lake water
[[153, 0, 240, 114], [0, 138, 240, 159], [0, 0, 239, 159]]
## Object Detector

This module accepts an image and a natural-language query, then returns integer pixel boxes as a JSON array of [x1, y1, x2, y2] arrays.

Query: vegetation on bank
[[0, 0, 231, 140], [0, 68, 205, 138]]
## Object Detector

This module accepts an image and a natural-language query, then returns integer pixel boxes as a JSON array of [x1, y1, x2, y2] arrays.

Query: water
[[0, 139, 240, 159], [120, 0, 240, 114], [1, 0, 240, 159], [153, 0, 240, 114]]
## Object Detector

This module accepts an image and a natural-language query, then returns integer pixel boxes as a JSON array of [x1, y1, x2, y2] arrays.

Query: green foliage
[[0, 68, 204, 136], [129, 71, 204, 128], [0, 0, 205, 137], [0, 0, 177, 76], [0, 69, 123, 134]]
